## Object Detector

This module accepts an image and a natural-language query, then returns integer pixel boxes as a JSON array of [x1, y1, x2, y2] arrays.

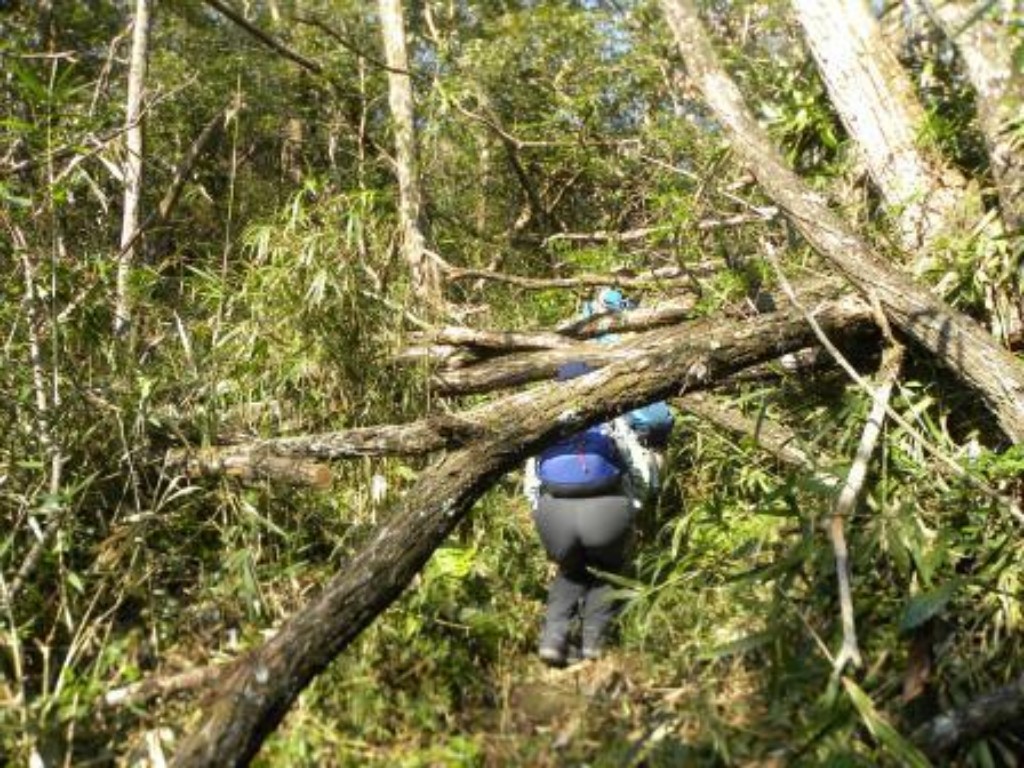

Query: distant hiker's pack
[[626, 401, 675, 449], [581, 287, 635, 321], [581, 289, 675, 449], [537, 424, 624, 497]]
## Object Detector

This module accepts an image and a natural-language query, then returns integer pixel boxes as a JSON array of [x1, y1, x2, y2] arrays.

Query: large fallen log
[[165, 289, 869, 478], [170, 291, 874, 767], [659, 0, 1024, 443]]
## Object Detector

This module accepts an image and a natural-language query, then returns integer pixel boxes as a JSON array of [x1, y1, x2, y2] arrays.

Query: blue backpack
[[537, 424, 623, 497], [627, 402, 674, 449]]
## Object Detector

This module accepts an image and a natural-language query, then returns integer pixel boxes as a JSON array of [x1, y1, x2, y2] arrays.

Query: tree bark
[[658, 0, 1024, 443], [378, 0, 441, 305], [113, 0, 152, 335], [922, 0, 1024, 234], [791, 0, 968, 253], [166, 290, 872, 486], [170, 289, 874, 767]]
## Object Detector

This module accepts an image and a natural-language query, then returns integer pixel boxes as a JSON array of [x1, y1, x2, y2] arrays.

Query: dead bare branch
[[104, 664, 229, 709], [166, 288, 872, 481], [438, 261, 714, 291], [201, 0, 323, 75]]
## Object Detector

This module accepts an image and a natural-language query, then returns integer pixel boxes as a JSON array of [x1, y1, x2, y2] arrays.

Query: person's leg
[[579, 566, 618, 659], [532, 494, 587, 664], [577, 493, 634, 659], [539, 567, 587, 663]]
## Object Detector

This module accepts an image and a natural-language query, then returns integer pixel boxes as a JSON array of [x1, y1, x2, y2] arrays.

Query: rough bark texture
[[659, 0, 1024, 443], [166, 291, 869, 480], [378, 0, 440, 303], [170, 291, 874, 767], [792, 0, 967, 252], [168, 450, 332, 487], [114, 0, 151, 335]]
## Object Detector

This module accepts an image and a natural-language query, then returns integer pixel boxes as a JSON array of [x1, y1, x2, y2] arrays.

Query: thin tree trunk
[[378, 0, 441, 305], [658, 0, 1024, 443], [114, 0, 152, 335], [919, 0, 1024, 339], [791, 0, 967, 253]]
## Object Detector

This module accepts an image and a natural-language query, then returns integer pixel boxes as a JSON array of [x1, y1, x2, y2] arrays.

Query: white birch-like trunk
[[114, 0, 152, 335], [791, 0, 967, 253], [378, 0, 441, 305]]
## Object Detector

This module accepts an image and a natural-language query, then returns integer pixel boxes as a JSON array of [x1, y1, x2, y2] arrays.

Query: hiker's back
[[536, 423, 623, 497]]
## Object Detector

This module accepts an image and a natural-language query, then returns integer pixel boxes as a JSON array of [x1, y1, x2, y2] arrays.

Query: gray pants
[[531, 491, 635, 653]]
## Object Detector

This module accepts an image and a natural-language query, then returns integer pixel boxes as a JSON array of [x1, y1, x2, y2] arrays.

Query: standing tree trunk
[[790, 0, 967, 253], [922, 1, 1024, 344], [921, 0, 1023, 234], [658, 0, 1024, 442], [378, 0, 442, 306], [114, 0, 152, 335]]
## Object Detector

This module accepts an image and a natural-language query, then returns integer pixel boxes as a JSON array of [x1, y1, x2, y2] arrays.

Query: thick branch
[[168, 285, 872, 481], [541, 211, 778, 246], [169, 451, 332, 487], [433, 283, 852, 395], [406, 296, 700, 357], [439, 262, 715, 290], [105, 664, 228, 708], [792, 0, 966, 251], [165, 413, 487, 470], [922, 0, 1024, 233]]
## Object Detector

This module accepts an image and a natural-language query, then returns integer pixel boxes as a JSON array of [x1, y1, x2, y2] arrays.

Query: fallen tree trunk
[[791, 0, 966, 252], [403, 296, 700, 355], [170, 291, 874, 766], [659, 0, 1024, 443], [166, 291, 871, 479]]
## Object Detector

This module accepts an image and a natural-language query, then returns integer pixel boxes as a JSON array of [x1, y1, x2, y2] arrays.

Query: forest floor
[[366, 648, 788, 767]]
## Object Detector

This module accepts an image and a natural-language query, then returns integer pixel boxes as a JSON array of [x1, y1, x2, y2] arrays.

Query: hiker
[[523, 364, 643, 665], [524, 294, 674, 666]]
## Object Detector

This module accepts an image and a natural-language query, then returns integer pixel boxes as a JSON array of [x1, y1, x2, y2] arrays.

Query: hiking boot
[[539, 645, 567, 667]]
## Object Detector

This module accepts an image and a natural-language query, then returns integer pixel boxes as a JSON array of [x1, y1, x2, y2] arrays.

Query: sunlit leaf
[[843, 679, 932, 767]]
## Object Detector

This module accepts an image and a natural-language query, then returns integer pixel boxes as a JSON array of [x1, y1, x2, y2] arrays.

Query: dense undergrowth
[[4, 182, 1024, 766], [3, 1, 1023, 765], [2, 166, 1022, 764]]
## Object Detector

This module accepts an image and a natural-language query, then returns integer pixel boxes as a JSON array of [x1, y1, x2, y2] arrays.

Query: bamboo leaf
[[900, 581, 958, 633], [843, 679, 932, 767]]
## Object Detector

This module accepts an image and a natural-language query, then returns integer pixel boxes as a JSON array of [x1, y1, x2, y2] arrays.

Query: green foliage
[[1, 0, 1023, 765]]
